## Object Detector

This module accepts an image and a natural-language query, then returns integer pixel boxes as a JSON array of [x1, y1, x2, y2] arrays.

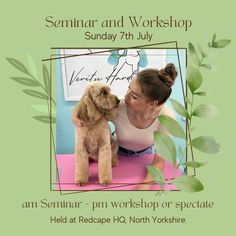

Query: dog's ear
[[74, 95, 101, 123]]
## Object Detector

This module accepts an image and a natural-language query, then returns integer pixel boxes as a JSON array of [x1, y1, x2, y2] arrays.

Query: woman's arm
[[136, 154, 165, 190]]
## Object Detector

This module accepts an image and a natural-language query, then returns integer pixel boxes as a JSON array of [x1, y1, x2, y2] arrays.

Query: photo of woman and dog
[[55, 48, 186, 191]]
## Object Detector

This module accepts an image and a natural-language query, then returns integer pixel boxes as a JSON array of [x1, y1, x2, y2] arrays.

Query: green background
[[1, 0, 235, 234]]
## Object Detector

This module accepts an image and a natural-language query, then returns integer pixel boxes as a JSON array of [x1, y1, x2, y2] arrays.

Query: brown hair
[[137, 63, 177, 104]]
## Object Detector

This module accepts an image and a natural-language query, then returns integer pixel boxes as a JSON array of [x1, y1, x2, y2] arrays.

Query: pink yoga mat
[[55, 154, 182, 191]]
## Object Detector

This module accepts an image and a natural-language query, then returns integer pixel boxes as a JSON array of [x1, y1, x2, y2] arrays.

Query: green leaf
[[6, 57, 29, 75], [184, 96, 192, 105], [194, 91, 208, 96], [33, 115, 56, 123], [212, 39, 231, 48], [200, 64, 212, 70], [188, 43, 200, 66], [43, 64, 50, 95], [10, 77, 40, 87], [170, 98, 190, 119], [158, 115, 186, 139], [192, 103, 218, 118], [172, 175, 204, 192], [197, 43, 207, 58], [187, 66, 203, 94], [212, 33, 216, 44], [23, 89, 49, 100], [181, 161, 206, 168], [147, 165, 165, 188], [153, 131, 176, 164], [209, 33, 216, 47], [27, 54, 38, 79], [190, 136, 221, 154]]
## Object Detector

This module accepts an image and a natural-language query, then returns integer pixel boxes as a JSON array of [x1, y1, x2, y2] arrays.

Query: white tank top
[[112, 100, 175, 151]]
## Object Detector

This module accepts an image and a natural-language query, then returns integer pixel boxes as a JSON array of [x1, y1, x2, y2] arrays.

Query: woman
[[112, 63, 177, 190]]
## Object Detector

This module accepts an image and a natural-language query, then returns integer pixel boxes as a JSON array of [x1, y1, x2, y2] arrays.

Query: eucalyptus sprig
[[189, 33, 231, 70], [150, 116, 204, 193], [148, 33, 230, 193], [6, 55, 56, 124]]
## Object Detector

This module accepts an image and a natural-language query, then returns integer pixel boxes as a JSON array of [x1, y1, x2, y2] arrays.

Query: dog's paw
[[75, 176, 88, 186], [75, 181, 87, 187], [99, 178, 112, 187], [99, 176, 112, 187]]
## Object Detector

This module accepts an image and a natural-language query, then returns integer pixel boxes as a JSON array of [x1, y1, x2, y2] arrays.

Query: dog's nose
[[116, 97, 120, 104]]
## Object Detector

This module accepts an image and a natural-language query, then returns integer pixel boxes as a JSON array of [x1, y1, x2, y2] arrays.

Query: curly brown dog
[[72, 82, 120, 186]]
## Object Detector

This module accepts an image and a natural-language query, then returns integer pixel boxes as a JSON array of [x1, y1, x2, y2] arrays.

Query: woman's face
[[124, 77, 151, 112]]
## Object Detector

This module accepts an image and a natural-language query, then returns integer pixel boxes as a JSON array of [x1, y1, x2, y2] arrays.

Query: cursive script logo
[[69, 67, 136, 86], [69, 67, 102, 85]]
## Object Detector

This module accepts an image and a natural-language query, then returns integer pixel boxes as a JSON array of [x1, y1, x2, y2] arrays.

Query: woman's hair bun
[[165, 63, 177, 81], [157, 63, 177, 87]]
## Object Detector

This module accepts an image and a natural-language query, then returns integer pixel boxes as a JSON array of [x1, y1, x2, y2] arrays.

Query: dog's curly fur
[[73, 82, 120, 186]]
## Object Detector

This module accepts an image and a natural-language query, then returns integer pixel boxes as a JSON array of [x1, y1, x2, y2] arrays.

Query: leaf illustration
[[43, 64, 50, 95], [187, 66, 203, 94], [27, 54, 38, 79], [172, 175, 204, 192], [188, 43, 200, 66], [170, 98, 190, 119], [212, 39, 231, 48], [10, 77, 40, 87], [33, 115, 56, 123], [153, 131, 176, 164], [184, 96, 192, 105], [194, 91, 208, 96], [147, 165, 165, 188], [23, 89, 49, 100], [6, 57, 29, 75], [192, 103, 218, 118], [158, 115, 186, 139], [197, 43, 207, 58], [181, 161, 206, 168], [190, 136, 221, 154], [212, 33, 216, 44], [200, 64, 212, 70]]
